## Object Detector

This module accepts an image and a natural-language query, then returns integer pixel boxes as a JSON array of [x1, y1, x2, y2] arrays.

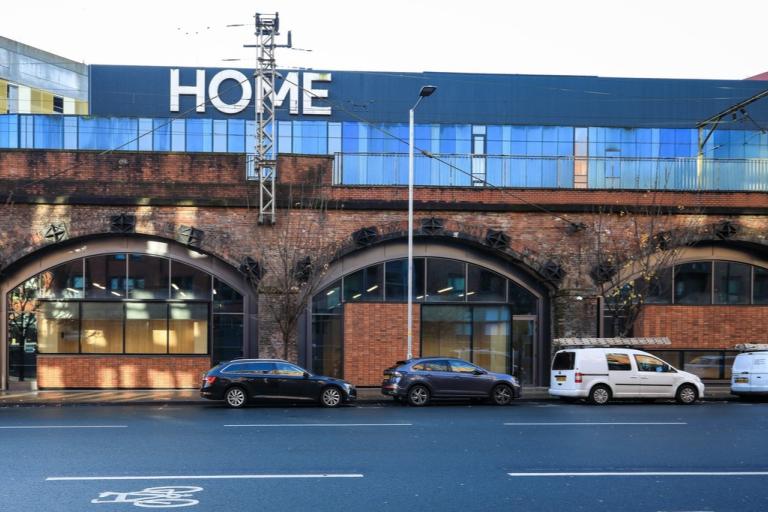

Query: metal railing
[[332, 153, 768, 191]]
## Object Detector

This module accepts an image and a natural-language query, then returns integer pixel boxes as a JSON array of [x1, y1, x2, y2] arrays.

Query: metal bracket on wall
[[43, 223, 68, 243]]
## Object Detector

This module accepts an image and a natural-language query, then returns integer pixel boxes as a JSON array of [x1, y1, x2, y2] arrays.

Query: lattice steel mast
[[246, 12, 291, 224]]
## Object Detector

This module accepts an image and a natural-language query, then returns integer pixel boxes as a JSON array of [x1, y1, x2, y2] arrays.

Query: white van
[[549, 347, 705, 405], [731, 350, 768, 397]]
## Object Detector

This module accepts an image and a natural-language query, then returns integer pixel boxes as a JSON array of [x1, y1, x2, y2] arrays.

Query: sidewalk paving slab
[[0, 385, 739, 407]]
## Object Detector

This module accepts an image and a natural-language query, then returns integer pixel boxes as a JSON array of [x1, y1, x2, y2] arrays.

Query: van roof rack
[[734, 343, 768, 352], [553, 337, 672, 349]]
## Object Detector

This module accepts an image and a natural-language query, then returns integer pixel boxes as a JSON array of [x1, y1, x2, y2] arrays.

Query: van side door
[[634, 354, 677, 397], [606, 352, 639, 397]]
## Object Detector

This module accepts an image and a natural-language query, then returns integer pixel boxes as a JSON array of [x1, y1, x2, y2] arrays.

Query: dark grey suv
[[381, 358, 520, 406]]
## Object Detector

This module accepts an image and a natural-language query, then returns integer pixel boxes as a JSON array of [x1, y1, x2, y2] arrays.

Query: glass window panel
[[450, 359, 479, 373], [85, 254, 127, 299], [343, 264, 383, 302], [649, 351, 681, 369], [171, 118, 185, 151], [472, 306, 510, 374], [384, 258, 425, 301], [169, 303, 208, 354], [754, 267, 768, 304], [125, 303, 168, 354], [509, 281, 537, 314], [634, 354, 672, 372], [512, 318, 535, 384], [34, 116, 63, 149], [81, 303, 123, 353], [185, 118, 212, 152], [128, 254, 169, 299], [426, 259, 465, 302], [674, 262, 712, 305], [714, 262, 750, 304], [213, 279, 243, 313], [212, 314, 244, 364], [683, 351, 723, 380], [638, 268, 672, 304], [138, 118, 153, 151], [328, 122, 342, 155], [227, 119, 245, 153], [421, 305, 471, 359], [38, 260, 84, 299], [466, 264, 506, 302], [313, 281, 342, 314], [311, 314, 343, 378], [213, 119, 227, 152], [153, 119, 171, 151], [724, 352, 738, 380], [36, 302, 79, 353], [171, 261, 211, 300]]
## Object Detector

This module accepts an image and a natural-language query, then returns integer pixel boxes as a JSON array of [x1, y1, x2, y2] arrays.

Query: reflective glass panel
[[472, 306, 510, 374], [714, 262, 750, 304], [169, 303, 208, 354], [313, 281, 342, 314], [81, 303, 123, 353], [754, 267, 768, 304], [683, 351, 723, 380], [311, 315, 343, 378], [674, 262, 712, 305], [384, 258, 425, 301], [466, 265, 506, 302], [128, 254, 169, 299], [85, 254, 127, 299], [426, 259, 465, 302], [35, 302, 79, 353], [125, 303, 168, 354], [509, 281, 537, 314], [213, 279, 243, 313], [171, 261, 211, 300], [421, 305, 471, 359], [38, 260, 84, 299], [212, 314, 244, 364], [640, 268, 673, 304], [343, 264, 383, 302]]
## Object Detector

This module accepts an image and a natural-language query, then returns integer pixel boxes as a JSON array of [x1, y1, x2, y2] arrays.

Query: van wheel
[[588, 385, 611, 405], [676, 384, 698, 405]]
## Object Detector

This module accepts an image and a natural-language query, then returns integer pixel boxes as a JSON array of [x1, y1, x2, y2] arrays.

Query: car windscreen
[[552, 351, 575, 370]]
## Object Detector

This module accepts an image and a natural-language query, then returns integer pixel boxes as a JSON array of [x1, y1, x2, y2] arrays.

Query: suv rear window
[[552, 351, 575, 370]]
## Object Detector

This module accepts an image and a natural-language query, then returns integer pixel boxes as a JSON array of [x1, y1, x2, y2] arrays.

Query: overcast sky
[[2, 0, 766, 80]]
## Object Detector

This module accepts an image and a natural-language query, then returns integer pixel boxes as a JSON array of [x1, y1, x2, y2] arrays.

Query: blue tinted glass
[[541, 160, 558, 187], [636, 129, 652, 144], [660, 129, 675, 144], [487, 126, 503, 154], [34, 116, 63, 149], [227, 119, 245, 153], [542, 141, 557, 156], [138, 118, 153, 151], [542, 126, 557, 142], [20, 115, 34, 148], [575, 127, 588, 144], [328, 122, 342, 154], [526, 126, 542, 142], [557, 126, 573, 142], [525, 160, 542, 187], [557, 141, 572, 157], [510, 126, 526, 142], [213, 119, 227, 152], [293, 121, 327, 154], [455, 125, 471, 153], [63, 116, 78, 149], [153, 119, 171, 151], [486, 158, 503, 186], [342, 122, 359, 153], [186, 119, 211, 152], [171, 119, 185, 151], [439, 125, 456, 153], [511, 140, 525, 154], [0, 115, 19, 148]]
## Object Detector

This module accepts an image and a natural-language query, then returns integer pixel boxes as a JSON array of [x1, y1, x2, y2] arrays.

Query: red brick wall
[[636, 305, 768, 349], [343, 303, 420, 386], [37, 355, 211, 389]]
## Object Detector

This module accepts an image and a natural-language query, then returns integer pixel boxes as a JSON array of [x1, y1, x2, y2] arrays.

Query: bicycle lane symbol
[[91, 486, 203, 508]]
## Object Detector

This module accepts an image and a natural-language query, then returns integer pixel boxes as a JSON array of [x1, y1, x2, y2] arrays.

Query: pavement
[[2, 402, 768, 511], [0, 384, 740, 406]]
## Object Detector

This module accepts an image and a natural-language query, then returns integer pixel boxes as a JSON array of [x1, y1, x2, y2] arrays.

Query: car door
[[448, 360, 495, 397], [633, 354, 677, 397], [605, 352, 640, 397], [222, 362, 276, 398], [413, 360, 454, 397], [272, 362, 315, 401]]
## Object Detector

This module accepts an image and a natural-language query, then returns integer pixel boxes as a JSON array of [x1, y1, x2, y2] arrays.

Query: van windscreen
[[552, 351, 575, 370]]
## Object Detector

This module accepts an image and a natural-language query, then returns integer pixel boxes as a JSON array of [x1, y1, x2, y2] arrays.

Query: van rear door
[[551, 351, 576, 391], [751, 355, 768, 392]]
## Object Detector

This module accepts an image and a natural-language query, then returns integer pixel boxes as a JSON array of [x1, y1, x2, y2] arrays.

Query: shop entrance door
[[512, 317, 536, 386]]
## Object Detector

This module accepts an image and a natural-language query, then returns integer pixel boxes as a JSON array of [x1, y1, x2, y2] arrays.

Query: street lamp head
[[419, 85, 437, 98]]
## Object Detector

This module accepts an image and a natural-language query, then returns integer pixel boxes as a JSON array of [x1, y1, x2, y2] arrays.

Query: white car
[[731, 350, 768, 397], [549, 347, 705, 405]]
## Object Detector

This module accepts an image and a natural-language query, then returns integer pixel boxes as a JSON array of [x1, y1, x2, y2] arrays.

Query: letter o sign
[[209, 70, 252, 114]]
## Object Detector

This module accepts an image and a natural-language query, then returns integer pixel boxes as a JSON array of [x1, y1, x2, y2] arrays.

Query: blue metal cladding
[[89, 65, 768, 127]]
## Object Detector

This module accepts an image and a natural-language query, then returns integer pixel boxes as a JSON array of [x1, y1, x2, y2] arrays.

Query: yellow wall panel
[[0, 79, 7, 113], [30, 89, 55, 114], [75, 100, 88, 115]]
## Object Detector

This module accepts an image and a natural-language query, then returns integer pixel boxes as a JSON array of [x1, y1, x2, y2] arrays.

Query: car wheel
[[224, 386, 247, 408], [407, 385, 430, 406], [491, 384, 514, 406], [588, 384, 611, 405], [676, 384, 698, 405], [320, 386, 343, 408]]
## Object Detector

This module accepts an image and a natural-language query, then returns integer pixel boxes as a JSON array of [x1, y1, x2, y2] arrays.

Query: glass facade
[[3, 114, 768, 191], [6, 254, 245, 382], [311, 258, 540, 382]]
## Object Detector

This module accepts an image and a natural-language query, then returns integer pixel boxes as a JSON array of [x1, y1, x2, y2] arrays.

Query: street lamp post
[[407, 85, 436, 360]]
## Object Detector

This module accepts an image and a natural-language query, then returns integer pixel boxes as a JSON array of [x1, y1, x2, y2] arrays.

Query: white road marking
[[503, 422, 686, 426], [507, 471, 768, 477], [224, 423, 412, 427], [48, 474, 364, 481], [0, 425, 128, 429]]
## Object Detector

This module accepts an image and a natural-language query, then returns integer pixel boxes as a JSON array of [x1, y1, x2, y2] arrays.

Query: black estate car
[[201, 359, 356, 408], [381, 357, 520, 406]]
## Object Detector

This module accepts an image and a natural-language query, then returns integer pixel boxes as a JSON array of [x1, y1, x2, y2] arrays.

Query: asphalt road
[[1, 400, 767, 511]]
